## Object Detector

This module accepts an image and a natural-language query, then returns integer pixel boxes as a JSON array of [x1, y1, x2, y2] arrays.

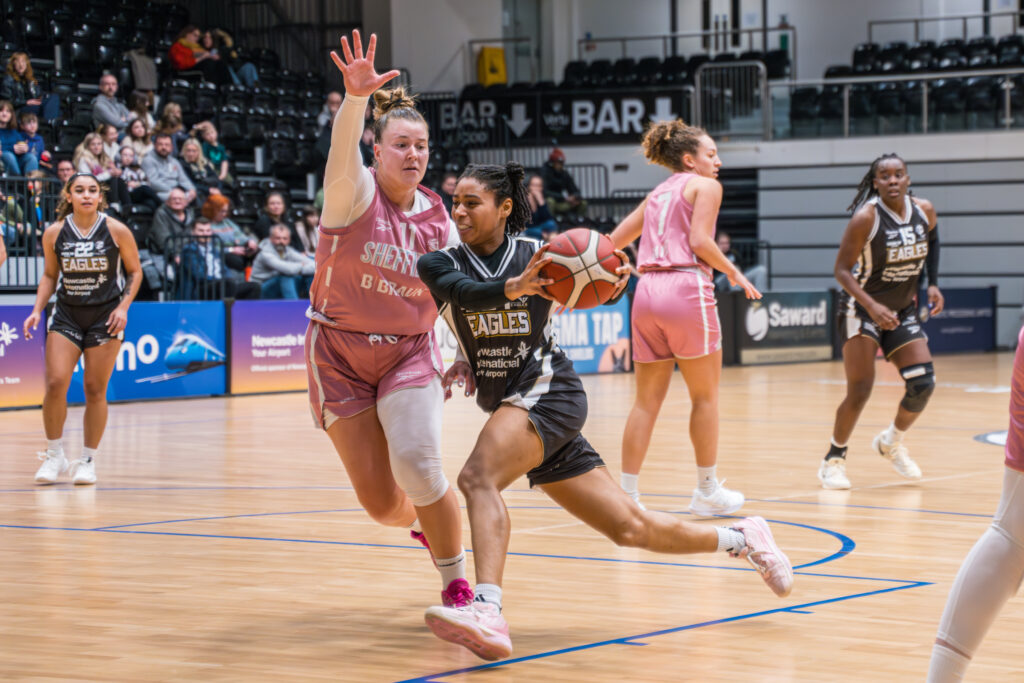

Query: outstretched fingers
[[340, 35, 354, 64]]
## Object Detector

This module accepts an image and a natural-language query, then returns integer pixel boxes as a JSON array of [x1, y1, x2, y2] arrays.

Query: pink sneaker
[[424, 601, 512, 661], [731, 516, 794, 597], [441, 578, 474, 608], [411, 529, 430, 551]]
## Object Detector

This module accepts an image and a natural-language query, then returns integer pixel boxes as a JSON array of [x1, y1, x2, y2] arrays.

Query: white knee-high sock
[[927, 644, 969, 683]]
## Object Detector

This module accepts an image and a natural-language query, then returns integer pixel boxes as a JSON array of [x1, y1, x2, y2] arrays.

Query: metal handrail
[[576, 26, 797, 77], [868, 10, 1022, 43], [467, 37, 536, 85], [694, 60, 770, 138]]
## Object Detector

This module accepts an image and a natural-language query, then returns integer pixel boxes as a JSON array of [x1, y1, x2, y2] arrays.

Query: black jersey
[[842, 195, 930, 314], [54, 213, 124, 306], [418, 236, 581, 413]]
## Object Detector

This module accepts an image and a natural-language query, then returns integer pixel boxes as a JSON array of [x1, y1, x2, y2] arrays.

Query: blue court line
[[394, 580, 932, 683]]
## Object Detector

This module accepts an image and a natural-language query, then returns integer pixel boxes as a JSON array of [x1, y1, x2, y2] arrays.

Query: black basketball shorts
[[838, 302, 928, 359], [48, 299, 123, 350]]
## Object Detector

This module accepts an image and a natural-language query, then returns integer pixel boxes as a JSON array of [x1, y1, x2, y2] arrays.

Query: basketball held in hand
[[539, 228, 622, 309]]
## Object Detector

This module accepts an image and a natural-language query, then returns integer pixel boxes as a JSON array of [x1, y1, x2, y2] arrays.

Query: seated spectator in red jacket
[[169, 25, 233, 86]]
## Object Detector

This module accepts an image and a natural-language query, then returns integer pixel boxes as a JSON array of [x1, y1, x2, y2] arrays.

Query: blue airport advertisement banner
[[920, 287, 996, 353], [67, 301, 226, 403], [549, 296, 632, 374]]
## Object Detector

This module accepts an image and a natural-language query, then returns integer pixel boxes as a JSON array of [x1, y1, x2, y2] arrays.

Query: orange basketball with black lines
[[539, 228, 621, 309]]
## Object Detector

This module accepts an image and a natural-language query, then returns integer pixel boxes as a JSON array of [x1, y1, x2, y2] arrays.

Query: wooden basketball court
[[1, 351, 1020, 681]]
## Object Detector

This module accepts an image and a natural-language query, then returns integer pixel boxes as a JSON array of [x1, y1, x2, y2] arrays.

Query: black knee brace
[[900, 362, 935, 412]]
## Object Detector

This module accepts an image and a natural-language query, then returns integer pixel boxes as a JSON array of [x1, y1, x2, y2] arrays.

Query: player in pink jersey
[[610, 120, 761, 515], [304, 31, 470, 611], [928, 326, 1024, 681]]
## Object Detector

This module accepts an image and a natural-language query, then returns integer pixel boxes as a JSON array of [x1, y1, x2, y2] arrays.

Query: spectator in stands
[[126, 91, 155, 129], [92, 74, 131, 135], [55, 159, 74, 185], [72, 132, 130, 214], [18, 112, 46, 173], [201, 30, 260, 87], [0, 100, 37, 175], [251, 223, 315, 299], [713, 231, 768, 293], [294, 204, 319, 256], [194, 121, 233, 189], [202, 194, 258, 271], [169, 25, 233, 86], [99, 123, 120, 161], [253, 191, 289, 241], [0, 190, 24, 247], [1, 52, 60, 122], [179, 217, 261, 300], [117, 146, 160, 211], [180, 138, 223, 204], [142, 133, 196, 203], [541, 148, 587, 218], [152, 102, 188, 154], [150, 187, 193, 253], [524, 173, 558, 240], [0, 228, 5, 265], [317, 91, 343, 134], [438, 172, 457, 214], [359, 124, 374, 166], [25, 170, 50, 233], [126, 118, 153, 161]]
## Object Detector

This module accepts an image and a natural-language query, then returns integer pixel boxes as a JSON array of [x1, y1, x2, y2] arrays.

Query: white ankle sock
[[474, 583, 502, 609], [716, 527, 746, 554], [697, 465, 717, 496], [927, 643, 969, 682], [621, 472, 639, 497], [82, 447, 98, 462], [435, 551, 466, 587], [885, 422, 906, 445], [46, 438, 63, 454], [830, 437, 847, 449]]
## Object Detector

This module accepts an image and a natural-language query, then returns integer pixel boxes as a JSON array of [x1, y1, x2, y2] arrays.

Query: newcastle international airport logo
[[0, 320, 19, 357]]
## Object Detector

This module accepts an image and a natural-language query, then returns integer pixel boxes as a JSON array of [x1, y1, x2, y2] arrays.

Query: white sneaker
[[69, 458, 97, 486], [689, 481, 744, 516], [625, 489, 646, 511], [818, 458, 851, 489], [35, 451, 68, 484], [873, 432, 922, 479]]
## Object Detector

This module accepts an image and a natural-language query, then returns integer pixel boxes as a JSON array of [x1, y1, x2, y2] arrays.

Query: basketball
[[539, 228, 622, 309]]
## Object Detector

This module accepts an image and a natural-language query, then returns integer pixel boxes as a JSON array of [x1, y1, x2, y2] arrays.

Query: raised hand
[[329, 30, 401, 98]]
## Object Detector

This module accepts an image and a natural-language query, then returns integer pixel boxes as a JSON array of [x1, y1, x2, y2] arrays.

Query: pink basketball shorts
[[305, 322, 442, 428], [631, 268, 722, 362]]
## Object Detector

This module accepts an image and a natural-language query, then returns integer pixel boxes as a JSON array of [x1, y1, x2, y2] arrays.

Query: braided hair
[[459, 162, 531, 235], [848, 153, 907, 212]]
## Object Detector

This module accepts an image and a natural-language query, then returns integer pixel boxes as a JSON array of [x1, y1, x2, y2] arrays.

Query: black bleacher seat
[[255, 48, 280, 72], [876, 81, 905, 134], [534, 80, 556, 91], [95, 42, 118, 75], [231, 206, 257, 233], [235, 179, 264, 211], [932, 77, 966, 130], [278, 89, 301, 115], [50, 14, 73, 45], [460, 83, 484, 99], [274, 111, 299, 137], [67, 94, 93, 128], [561, 60, 587, 88], [222, 84, 250, 110], [659, 55, 687, 84], [937, 38, 966, 60], [49, 70, 77, 96], [852, 42, 878, 73], [967, 36, 996, 59], [268, 132, 298, 175], [20, 12, 48, 55], [218, 105, 246, 148], [849, 83, 877, 134], [965, 76, 999, 129], [162, 79, 192, 111], [764, 49, 790, 79], [301, 70, 325, 95], [998, 34, 1024, 58], [612, 58, 637, 86], [506, 81, 532, 93], [635, 57, 661, 85], [297, 111, 317, 138], [295, 134, 314, 170], [484, 82, 507, 96], [69, 40, 98, 81], [739, 50, 766, 64], [54, 119, 88, 147], [937, 55, 968, 71], [586, 59, 614, 87], [687, 53, 710, 78], [258, 67, 280, 89], [969, 53, 998, 69], [193, 81, 218, 120], [245, 107, 272, 143], [300, 91, 321, 116], [824, 64, 852, 79], [789, 86, 820, 137], [712, 52, 737, 62], [250, 87, 274, 110]]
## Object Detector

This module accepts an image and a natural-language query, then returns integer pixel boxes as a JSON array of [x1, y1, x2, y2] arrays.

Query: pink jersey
[[1006, 326, 1024, 472], [637, 172, 711, 277], [308, 177, 452, 336]]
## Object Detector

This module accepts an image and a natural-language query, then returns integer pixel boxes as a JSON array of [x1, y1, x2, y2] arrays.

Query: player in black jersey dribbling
[[819, 154, 944, 490], [417, 162, 793, 662], [23, 173, 141, 486]]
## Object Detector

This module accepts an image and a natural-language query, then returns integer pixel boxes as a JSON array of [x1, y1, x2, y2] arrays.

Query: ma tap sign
[[0, 305, 45, 408], [230, 300, 310, 394], [738, 291, 833, 365], [67, 301, 227, 403]]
